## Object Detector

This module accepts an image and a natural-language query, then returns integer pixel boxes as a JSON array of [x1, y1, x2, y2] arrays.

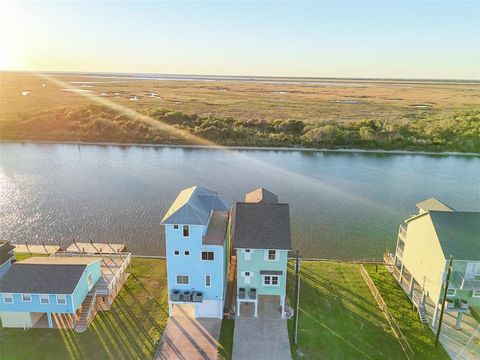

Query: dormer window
[[183, 225, 189, 237]]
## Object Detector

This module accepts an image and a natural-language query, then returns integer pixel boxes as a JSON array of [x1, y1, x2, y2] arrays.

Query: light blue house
[[0, 243, 15, 279], [161, 186, 230, 319], [0, 256, 101, 329]]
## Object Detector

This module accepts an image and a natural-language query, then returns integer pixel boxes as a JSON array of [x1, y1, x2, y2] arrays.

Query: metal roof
[[203, 211, 229, 246], [233, 202, 292, 250], [161, 186, 229, 225], [428, 211, 480, 260], [416, 198, 454, 212]]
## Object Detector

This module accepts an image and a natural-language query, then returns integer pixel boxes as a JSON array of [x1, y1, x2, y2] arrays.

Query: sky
[[0, 1, 479, 79]]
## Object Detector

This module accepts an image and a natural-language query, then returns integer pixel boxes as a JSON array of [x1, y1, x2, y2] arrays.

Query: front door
[[242, 271, 252, 285]]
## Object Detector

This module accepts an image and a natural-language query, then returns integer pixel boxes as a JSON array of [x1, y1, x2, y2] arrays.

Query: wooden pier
[[12, 244, 60, 255]]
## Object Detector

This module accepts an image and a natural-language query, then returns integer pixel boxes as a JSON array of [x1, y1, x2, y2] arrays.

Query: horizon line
[[2, 69, 479, 84]]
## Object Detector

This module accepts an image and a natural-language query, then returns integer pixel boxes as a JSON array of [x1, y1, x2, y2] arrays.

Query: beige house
[[390, 198, 480, 329]]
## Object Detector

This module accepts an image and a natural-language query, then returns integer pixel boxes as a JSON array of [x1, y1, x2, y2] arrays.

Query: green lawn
[[0, 257, 170, 360], [217, 319, 234, 360], [287, 261, 404, 359], [364, 264, 450, 359]]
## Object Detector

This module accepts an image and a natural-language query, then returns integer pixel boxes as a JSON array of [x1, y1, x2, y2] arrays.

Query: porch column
[[47, 312, 53, 328], [168, 301, 173, 317], [432, 305, 440, 329], [281, 295, 285, 318], [237, 300, 240, 316], [254, 300, 258, 317], [455, 312, 463, 330]]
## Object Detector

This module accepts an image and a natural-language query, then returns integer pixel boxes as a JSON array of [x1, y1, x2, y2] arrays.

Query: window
[[245, 271, 250, 276], [21, 294, 32, 302], [183, 225, 189, 237], [3, 293, 13, 304], [87, 273, 93, 290], [201, 251, 215, 261], [174, 250, 180, 256], [446, 288, 456, 297], [173, 225, 179, 230], [205, 275, 211, 287], [40, 294, 50, 304], [57, 295, 67, 304], [263, 275, 279, 287], [176, 275, 189, 285], [268, 250, 276, 261], [184, 250, 190, 256], [473, 290, 480, 297], [244, 249, 252, 261]]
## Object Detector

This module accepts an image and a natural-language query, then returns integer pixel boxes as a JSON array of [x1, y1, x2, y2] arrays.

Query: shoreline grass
[[364, 264, 449, 359], [287, 261, 404, 359]]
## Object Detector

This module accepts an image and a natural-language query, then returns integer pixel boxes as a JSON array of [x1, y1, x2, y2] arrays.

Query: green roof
[[429, 211, 480, 260]]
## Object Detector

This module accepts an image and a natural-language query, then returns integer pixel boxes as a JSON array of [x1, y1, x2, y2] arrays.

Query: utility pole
[[435, 255, 453, 347], [293, 249, 300, 345]]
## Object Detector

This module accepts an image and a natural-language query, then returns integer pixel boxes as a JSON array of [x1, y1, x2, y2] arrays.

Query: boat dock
[[12, 244, 61, 255]]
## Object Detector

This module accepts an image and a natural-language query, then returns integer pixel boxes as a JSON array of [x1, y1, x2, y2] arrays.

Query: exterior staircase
[[413, 294, 429, 324], [75, 290, 97, 333]]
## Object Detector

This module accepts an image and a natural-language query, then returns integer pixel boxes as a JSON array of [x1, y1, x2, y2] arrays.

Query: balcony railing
[[398, 224, 407, 240], [396, 246, 404, 259]]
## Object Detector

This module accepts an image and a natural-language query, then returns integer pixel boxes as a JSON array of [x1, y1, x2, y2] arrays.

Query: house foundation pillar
[[168, 301, 173, 317], [236, 300, 240, 316], [47, 312, 53, 328], [455, 312, 463, 330], [254, 300, 258, 317], [432, 305, 440, 329], [281, 295, 285, 318]]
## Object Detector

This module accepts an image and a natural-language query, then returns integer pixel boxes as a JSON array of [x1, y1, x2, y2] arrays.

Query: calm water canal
[[1, 143, 479, 259]]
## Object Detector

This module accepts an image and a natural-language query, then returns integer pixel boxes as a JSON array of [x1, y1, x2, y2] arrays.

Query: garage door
[[172, 304, 196, 318]]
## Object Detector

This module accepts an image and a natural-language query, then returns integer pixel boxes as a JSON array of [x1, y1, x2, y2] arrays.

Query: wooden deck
[[12, 244, 60, 255], [66, 242, 126, 254]]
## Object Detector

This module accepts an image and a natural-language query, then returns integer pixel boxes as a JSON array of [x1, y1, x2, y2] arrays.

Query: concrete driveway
[[233, 296, 292, 360], [155, 306, 222, 360]]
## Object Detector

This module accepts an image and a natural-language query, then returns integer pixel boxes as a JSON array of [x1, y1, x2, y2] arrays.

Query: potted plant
[[459, 299, 469, 310], [446, 298, 455, 309]]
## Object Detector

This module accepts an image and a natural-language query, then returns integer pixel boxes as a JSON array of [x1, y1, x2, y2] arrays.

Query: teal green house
[[233, 188, 291, 317]]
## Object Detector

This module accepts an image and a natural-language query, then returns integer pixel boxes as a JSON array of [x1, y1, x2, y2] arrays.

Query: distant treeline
[[1, 105, 479, 153]]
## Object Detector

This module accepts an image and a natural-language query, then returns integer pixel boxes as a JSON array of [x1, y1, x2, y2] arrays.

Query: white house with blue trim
[[0, 256, 101, 329], [161, 186, 230, 319]]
